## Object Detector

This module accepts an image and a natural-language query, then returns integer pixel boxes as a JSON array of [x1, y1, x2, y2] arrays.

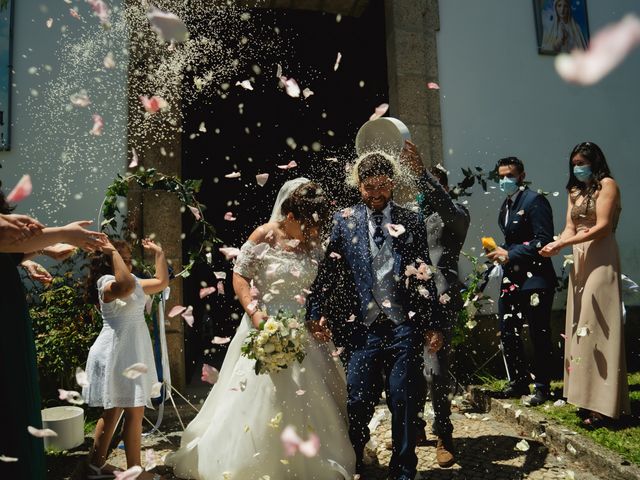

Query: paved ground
[[49, 394, 602, 480]]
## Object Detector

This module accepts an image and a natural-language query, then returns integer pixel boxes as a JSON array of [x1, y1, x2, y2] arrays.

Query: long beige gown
[[563, 192, 630, 419]]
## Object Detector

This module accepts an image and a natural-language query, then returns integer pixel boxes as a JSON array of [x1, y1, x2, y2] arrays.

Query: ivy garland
[[100, 167, 219, 278]]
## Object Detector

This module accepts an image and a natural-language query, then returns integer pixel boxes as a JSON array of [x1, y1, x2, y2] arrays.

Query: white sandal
[[86, 463, 115, 480]]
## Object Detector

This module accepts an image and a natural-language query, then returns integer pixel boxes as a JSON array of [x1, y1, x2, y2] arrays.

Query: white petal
[[27, 426, 58, 438], [122, 363, 149, 380]]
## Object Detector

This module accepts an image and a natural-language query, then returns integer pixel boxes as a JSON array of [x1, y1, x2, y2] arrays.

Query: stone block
[[392, 30, 428, 76], [395, 75, 429, 124], [385, 0, 427, 33]]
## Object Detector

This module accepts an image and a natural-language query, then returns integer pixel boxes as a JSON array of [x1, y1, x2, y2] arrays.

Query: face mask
[[573, 165, 592, 182], [499, 177, 519, 196]]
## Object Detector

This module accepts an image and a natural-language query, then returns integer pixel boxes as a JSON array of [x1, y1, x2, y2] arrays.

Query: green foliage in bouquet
[[241, 310, 307, 375], [451, 251, 494, 347]]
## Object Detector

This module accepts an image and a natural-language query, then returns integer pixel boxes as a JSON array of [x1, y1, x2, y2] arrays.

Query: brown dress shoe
[[436, 436, 455, 468]]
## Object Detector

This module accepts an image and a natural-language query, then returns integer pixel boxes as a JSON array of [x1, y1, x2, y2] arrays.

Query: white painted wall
[[437, 0, 640, 306], [0, 0, 127, 226]]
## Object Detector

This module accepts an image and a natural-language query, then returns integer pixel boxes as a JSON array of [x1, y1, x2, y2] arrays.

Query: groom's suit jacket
[[498, 187, 557, 291], [307, 201, 439, 334]]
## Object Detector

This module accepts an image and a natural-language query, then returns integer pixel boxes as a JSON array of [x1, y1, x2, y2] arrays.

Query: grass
[[478, 372, 640, 465]]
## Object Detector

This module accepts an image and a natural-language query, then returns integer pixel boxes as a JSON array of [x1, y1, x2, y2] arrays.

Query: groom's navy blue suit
[[307, 201, 439, 479]]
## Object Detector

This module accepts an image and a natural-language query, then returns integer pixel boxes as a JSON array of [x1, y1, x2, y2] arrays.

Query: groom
[[307, 153, 442, 480]]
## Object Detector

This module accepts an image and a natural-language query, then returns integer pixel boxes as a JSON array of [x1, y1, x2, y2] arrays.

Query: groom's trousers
[[346, 315, 423, 478]]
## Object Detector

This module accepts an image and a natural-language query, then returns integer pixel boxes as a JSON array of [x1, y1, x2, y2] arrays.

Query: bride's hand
[[251, 311, 269, 329], [308, 317, 332, 344]]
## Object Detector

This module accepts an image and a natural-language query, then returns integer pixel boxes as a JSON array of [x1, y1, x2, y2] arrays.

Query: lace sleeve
[[233, 241, 266, 279]]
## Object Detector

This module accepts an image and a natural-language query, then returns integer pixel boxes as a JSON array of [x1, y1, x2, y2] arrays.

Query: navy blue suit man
[[307, 153, 441, 480], [487, 157, 557, 406]]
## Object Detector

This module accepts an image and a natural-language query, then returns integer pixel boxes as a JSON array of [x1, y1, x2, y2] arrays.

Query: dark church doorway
[[181, 1, 389, 384]]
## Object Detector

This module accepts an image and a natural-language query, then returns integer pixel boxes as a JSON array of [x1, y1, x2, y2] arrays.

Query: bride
[[166, 178, 356, 479]]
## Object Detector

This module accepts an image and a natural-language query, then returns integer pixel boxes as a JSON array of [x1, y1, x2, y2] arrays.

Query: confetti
[[224, 212, 237, 221], [129, 148, 139, 169], [199, 286, 216, 298], [188, 205, 201, 220], [280, 76, 301, 98], [369, 103, 389, 121], [58, 389, 84, 405], [75, 367, 90, 388], [235, 80, 253, 90], [555, 14, 640, 86], [277, 160, 298, 170], [122, 363, 149, 379], [212, 336, 231, 345], [256, 173, 269, 186], [281, 425, 321, 458], [201, 364, 219, 385], [302, 87, 314, 99], [225, 171, 241, 179], [530, 293, 540, 306], [139, 95, 168, 114], [515, 439, 530, 452], [27, 426, 58, 438], [114, 465, 144, 480], [385, 223, 406, 237], [427, 82, 440, 89], [147, 6, 189, 43], [334, 52, 342, 71], [90, 114, 104, 136], [6, 175, 32, 203]]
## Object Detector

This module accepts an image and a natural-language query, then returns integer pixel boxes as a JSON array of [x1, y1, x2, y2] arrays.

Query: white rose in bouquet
[[241, 310, 308, 375]]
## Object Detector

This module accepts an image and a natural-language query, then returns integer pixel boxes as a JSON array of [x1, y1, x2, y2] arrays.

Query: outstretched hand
[[22, 260, 53, 285], [0, 213, 44, 245], [308, 317, 332, 344], [62, 221, 107, 251], [141, 238, 163, 254], [399, 140, 425, 176]]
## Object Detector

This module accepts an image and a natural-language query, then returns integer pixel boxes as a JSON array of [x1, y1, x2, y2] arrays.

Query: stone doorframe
[[127, 0, 442, 390]]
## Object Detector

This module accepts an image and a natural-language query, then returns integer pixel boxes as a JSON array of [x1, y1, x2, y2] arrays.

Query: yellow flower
[[481, 236, 497, 252]]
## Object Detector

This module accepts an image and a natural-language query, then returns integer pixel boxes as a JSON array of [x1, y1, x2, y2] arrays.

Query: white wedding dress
[[166, 240, 356, 480]]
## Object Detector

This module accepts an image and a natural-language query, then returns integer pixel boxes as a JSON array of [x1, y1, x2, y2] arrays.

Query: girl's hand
[[100, 240, 117, 254], [141, 238, 163, 254]]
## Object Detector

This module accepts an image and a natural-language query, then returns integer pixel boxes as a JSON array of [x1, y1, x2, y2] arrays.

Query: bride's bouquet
[[241, 310, 307, 375]]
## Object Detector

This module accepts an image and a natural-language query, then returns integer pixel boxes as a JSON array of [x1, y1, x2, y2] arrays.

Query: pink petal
[[181, 306, 194, 327], [555, 14, 640, 86], [281, 425, 302, 456], [256, 173, 270, 187], [225, 171, 241, 179], [86, 0, 110, 25], [214, 271, 227, 280], [382, 299, 392, 308], [201, 364, 219, 385], [386, 223, 406, 238], [302, 88, 314, 99], [369, 103, 389, 121], [70, 92, 91, 107], [144, 449, 158, 471], [216, 280, 225, 295], [147, 7, 189, 43], [75, 367, 89, 388], [347, 314, 356, 322], [219, 247, 240, 260], [290, 266, 301, 278], [296, 389, 306, 396], [329, 252, 342, 260], [139, 95, 167, 114], [235, 80, 253, 90], [69, 9, 81, 20], [58, 389, 84, 405], [334, 52, 342, 71], [168, 305, 187, 318], [6, 175, 32, 203], [439, 293, 451, 304], [27, 426, 57, 438], [114, 465, 143, 480], [224, 212, 237, 221], [427, 82, 440, 90], [212, 336, 231, 345], [122, 363, 148, 380], [277, 160, 298, 170], [294, 294, 306, 305], [298, 432, 321, 458], [199, 286, 216, 299], [90, 114, 104, 136], [331, 346, 345, 357], [188, 205, 201, 220], [280, 76, 301, 98], [103, 52, 115, 69], [129, 148, 139, 169]]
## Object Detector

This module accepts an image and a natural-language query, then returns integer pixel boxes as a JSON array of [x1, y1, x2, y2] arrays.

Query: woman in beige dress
[[541, 142, 630, 425]]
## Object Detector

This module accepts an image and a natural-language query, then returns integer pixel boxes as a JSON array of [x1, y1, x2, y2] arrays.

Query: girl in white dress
[[83, 238, 169, 479], [166, 179, 356, 480]]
